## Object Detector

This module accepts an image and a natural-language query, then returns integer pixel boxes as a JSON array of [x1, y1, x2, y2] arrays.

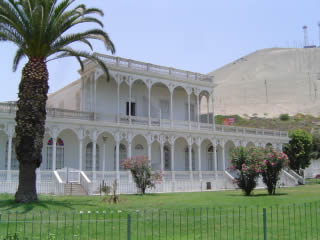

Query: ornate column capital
[[168, 136, 176, 146], [146, 79, 153, 89], [194, 88, 201, 97], [185, 86, 193, 96], [48, 126, 60, 139], [187, 136, 193, 146], [76, 128, 85, 141], [211, 138, 217, 147], [89, 129, 98, 142], [168, 83, 175, 94], [125, 75, 133, 87], [195, 137, 202, 147]]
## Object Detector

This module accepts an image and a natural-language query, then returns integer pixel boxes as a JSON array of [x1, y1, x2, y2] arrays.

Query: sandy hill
[[209, 48, 320, 117]]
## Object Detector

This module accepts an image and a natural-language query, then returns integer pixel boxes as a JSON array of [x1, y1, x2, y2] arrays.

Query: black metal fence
[[0, 201, 319, 239]]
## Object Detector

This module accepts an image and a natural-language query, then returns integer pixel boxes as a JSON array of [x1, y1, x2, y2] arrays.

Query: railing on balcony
[[0, 102, 288, 138], [0, 102, 94, 121], [92, 54, 213, 83]]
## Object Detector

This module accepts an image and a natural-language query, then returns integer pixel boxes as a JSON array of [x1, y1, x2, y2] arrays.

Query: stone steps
[[64, 183, 87, 196]]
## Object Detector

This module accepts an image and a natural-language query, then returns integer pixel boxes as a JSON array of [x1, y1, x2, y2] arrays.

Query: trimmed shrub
[[279, 113, 290, 121]]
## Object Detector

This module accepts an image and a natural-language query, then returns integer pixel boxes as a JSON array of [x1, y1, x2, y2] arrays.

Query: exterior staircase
[[64, 183, 88, 196]]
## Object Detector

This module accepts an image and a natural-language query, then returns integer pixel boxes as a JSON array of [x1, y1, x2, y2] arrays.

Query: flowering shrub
[[121, 156, 163, 194], [261, 147, 289, 195], [231, 146, 264, 196]]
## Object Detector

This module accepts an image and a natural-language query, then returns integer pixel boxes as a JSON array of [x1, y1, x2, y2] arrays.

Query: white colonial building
[[0, 54, 298, 195]]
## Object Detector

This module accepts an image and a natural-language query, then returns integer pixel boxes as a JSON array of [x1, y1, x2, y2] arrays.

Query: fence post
[[127, 213, 131, 240], [263, 208, 267, 240]]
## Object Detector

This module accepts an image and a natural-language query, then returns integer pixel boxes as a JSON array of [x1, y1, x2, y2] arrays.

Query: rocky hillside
[[209, 48, 320, 117]]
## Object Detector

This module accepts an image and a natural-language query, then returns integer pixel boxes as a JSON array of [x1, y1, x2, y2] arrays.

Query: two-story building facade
[[0, 54, 295, 195]]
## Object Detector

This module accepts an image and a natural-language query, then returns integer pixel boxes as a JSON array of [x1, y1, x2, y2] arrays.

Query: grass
[[1, 185, 320, 239], [0, 184, 320, 213]]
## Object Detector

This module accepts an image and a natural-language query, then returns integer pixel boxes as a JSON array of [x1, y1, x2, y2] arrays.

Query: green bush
[[283, 129, 312, 172], [279, 113, 290, 121]]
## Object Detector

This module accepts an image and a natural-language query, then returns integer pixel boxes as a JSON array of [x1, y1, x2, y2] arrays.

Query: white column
[[128, 141, 132, 183], [212, 95, 215, 130], [116, 141, 120, 181], [197, 143, 202, 181], [214, 144, 218, 179], [171, 143, 175, 181], [188, 94, 191, 129], [92, 141, 97, 180], [78, 139, 83, 171], [129, 83, 132, 125], [148, 143, 152, 162], [117, 82, 120, 124], [188, 144, 193, 180], [197, 94, 200, 129], [222, 144, 226, 171], [102, 137, 107, 173], [93, 75, 97, 113], [207, 96, 210, 124], [160, 143, 164, 171], [170, 91, 173, 128], [52, 138, 57, 170], [7, 136, 12, 171], [148, 86, 151, 126]]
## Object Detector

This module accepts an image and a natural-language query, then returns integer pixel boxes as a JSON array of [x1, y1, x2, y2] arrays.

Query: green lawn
[[1, 184, 320, 213], [0, 185, 319, 240]]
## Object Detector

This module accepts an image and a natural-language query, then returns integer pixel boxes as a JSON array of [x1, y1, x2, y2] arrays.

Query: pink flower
[[271, 162, 275, 166]]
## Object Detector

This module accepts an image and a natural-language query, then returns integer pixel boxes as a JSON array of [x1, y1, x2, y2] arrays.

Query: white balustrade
[[92, 54, 213, 83]]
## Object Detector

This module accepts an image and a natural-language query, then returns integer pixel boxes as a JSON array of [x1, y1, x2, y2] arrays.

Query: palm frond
[[12, 48, 26, 72], [51, 48, 110, 79]]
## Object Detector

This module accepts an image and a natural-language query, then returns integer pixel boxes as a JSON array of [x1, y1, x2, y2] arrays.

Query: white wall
[[47, 80, 81, 110]]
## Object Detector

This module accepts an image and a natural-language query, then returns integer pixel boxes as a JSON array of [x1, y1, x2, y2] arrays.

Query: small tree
[[261, 147, 289, 195], [231, 146, 263, 196], [283, 129, 312, 173], [311, 130, 320, 159], [121, 156, 162, 194]]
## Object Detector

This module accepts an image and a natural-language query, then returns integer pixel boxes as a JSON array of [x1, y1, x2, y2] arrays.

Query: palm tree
[[0, 0, 115, 203]]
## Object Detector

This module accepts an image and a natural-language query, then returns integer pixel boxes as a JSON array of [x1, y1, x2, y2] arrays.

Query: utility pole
[[264, 80, 269, 104]]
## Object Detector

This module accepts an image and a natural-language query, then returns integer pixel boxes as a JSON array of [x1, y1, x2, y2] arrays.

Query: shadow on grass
[[0, 198, 97, 213], [226, 192, 288, 197]]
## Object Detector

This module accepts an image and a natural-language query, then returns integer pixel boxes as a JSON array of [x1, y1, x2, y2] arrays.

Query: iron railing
[[0, 201, 319, 239]]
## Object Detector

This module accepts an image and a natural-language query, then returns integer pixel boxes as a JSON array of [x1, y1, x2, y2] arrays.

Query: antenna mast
[[303, 25, 309, 47]]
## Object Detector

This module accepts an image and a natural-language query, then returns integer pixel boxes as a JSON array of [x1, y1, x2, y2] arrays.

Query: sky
[[1, 0, 320, 101]]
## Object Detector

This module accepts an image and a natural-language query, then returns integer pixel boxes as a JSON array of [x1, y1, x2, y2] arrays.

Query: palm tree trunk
[[15, 58, 49, 203]]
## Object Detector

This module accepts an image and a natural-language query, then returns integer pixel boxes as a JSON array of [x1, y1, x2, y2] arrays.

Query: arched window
[[164, 145, 171, 171], [5, 138, 18, 170], [207, 145, 214, 171], [86, 142, 100, 171], [114, 144, 127, 170], [185, 147, 195, 171], [47, 138, 65, 170], [135, 144, 144, 156]]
